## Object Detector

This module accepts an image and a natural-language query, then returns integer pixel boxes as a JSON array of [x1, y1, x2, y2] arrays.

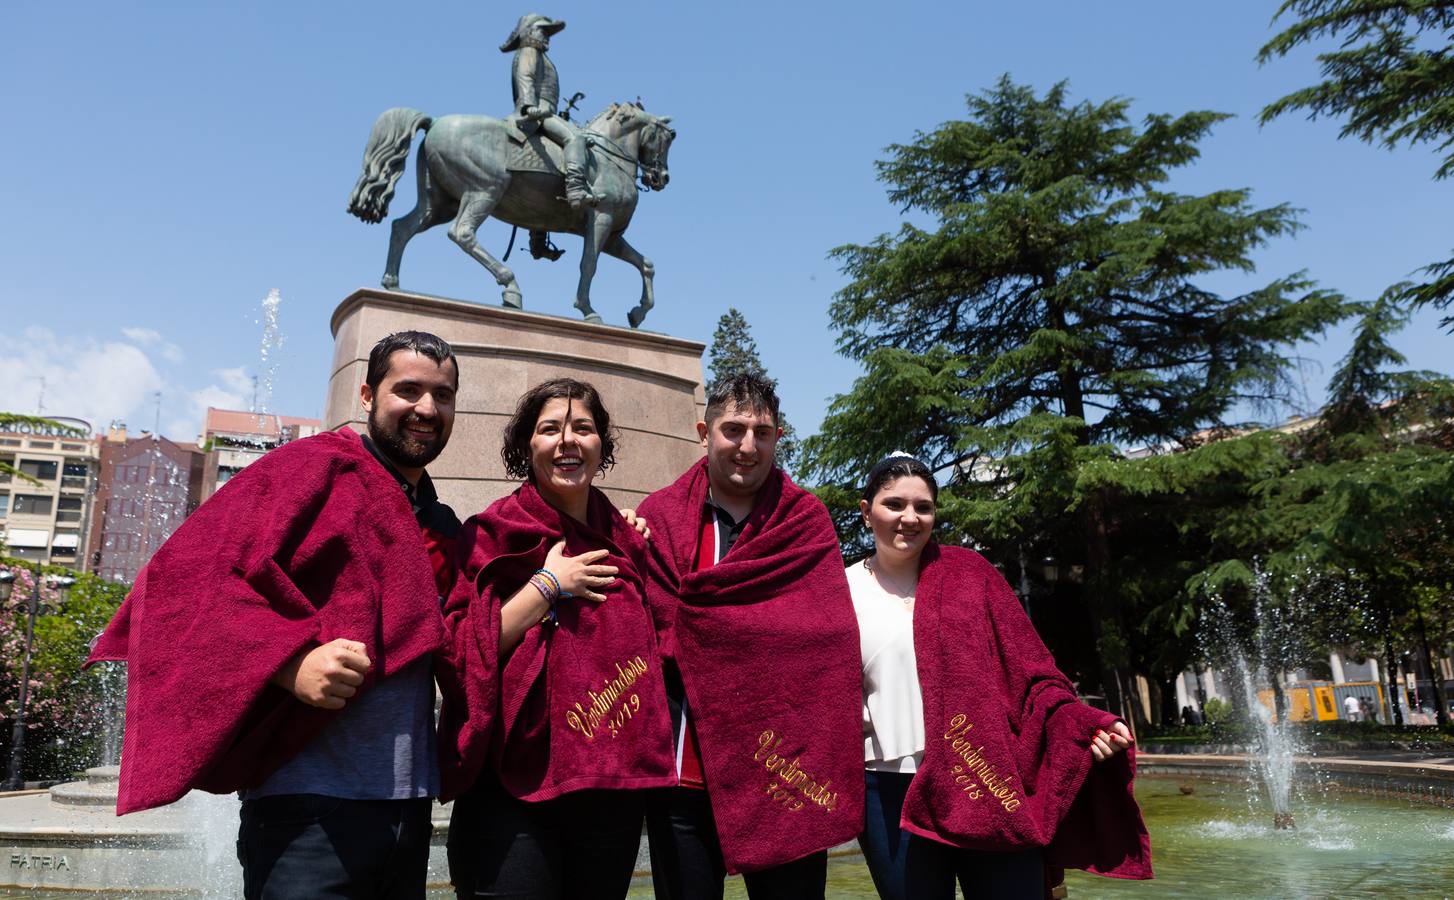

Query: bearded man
[[90, 331, 482, 900], [499, 13, 597, 210]]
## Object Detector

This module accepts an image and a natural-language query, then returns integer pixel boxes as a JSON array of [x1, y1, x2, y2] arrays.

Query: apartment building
[[0, 416, 99, 567], [87, 423, 207, 584]]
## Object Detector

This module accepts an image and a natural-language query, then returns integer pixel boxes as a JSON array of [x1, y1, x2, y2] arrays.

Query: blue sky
[[3, 1, 1449, 443]]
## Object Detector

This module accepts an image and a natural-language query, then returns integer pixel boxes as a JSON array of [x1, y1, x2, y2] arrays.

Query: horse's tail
[[347, 108, 433, 223]]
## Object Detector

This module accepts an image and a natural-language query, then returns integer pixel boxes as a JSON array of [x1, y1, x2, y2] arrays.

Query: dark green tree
[[802, 77, 1348, 721], [1202, 293, 1454, 726], [1259, 0, 1454, 323], [706, 308, 799, 472]]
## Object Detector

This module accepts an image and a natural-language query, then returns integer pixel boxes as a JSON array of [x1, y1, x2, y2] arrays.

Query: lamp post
[[2, 563, 74, 791]]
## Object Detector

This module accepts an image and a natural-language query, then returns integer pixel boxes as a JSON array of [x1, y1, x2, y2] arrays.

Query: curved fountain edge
[[1137, 752, 1454, 808]]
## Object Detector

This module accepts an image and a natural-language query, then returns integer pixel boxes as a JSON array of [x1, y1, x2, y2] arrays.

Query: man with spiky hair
[[636, 373, 864, 899], [91, 331, 477, 900]]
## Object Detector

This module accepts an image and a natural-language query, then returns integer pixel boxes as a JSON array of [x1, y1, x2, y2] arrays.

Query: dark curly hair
[[501, 378, 619, 479], [862, 454, 937, 504]]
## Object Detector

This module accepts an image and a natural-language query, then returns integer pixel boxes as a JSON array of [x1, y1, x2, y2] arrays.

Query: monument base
[[325, 288, 706, 517]]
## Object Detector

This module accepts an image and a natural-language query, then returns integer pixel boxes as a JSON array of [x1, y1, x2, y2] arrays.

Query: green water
[[1061, 776, 1454, 899], [7, 777, 1451, 898]]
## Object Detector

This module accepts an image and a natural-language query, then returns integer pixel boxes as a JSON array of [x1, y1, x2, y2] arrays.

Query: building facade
[[199, 408, 322, 501], [87, 424, 206, 584], [0, 416, 99, 567]]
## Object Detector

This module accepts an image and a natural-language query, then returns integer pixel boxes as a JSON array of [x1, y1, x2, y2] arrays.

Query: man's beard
[[368, 409, 445, 469]]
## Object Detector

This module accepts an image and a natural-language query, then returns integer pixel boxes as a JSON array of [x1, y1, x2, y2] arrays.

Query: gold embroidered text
[[754, 730, 839, 813], [565, 656, 649, 741], [942, 713, 1022, 812]]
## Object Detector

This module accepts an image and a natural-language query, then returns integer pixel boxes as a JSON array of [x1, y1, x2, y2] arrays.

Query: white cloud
[[0, 327, 258, 442], [166, 367, 252, 440], [121, 326, 184, 363], [0, 327, 166, 433]]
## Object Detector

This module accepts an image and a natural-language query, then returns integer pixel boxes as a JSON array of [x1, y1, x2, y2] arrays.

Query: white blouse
[[847, 559, 924, 773]]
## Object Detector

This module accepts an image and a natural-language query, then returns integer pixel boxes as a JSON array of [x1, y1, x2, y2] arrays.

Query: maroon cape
[[902, 543, 1153, 879], [443, 481, 676, 802], [636, 460, 864, 874], [86, 429, 454, 815]]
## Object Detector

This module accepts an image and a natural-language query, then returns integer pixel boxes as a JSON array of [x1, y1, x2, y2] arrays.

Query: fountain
[[253, 288, 284, 422], [1196, 565, 1347, 831]]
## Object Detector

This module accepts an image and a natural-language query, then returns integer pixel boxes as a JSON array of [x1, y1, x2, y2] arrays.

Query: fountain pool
[[8, 775, 1445, 899]]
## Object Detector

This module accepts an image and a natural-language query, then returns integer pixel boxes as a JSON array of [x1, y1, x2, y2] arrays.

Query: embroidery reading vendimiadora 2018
[[754, 730, 839, 813], [565, 656, 649, 740], [942, 714, 1022, 812]]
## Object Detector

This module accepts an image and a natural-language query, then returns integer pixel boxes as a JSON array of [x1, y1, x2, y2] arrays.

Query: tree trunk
[[1383, 627, 1404, 728], [1158, 674, 1180, 726], [1082, 495, 1128, 722], [1270, 677, 1288, 724], [1414, 606, 1449, 727]]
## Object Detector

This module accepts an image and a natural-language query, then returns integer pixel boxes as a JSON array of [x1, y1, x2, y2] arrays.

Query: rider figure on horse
[[500, 14, 597, 212]]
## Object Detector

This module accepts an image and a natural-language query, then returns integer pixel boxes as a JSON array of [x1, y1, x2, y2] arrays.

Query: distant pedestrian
[[1343, 694, 1361, 723]]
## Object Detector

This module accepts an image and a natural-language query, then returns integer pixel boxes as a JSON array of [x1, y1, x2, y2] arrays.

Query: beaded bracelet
[[532, 569, 561, 626], [534, 568, 562, 597]]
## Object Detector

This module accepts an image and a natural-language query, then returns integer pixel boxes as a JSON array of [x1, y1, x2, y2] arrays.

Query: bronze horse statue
[[348, 102, 675, 327]]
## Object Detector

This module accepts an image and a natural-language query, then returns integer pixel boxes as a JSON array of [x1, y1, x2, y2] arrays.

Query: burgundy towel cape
[[86, 429, 449, 815], [445, 481, 676, 802], [637, 460, 864, 874], [903, 544, 1153, 879]]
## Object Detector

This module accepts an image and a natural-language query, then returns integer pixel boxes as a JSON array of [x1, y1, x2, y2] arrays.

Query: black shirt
[[703, 494, 747, 561], [359, 433, 460, 539]]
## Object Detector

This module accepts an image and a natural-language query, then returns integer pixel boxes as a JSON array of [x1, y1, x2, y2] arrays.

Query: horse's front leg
[[575, 211, 615, 324], [449, 188, 523, 308], [603, 232, 654, 329], [384, 145, 450, 290]]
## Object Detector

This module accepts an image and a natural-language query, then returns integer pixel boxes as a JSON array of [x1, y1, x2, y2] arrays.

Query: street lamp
[[2, 564, 75, 791], [1040, 556, 1060, 584]]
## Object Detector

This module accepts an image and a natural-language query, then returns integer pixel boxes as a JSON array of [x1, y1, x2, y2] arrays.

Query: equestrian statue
[[347, 13, 676, 328]]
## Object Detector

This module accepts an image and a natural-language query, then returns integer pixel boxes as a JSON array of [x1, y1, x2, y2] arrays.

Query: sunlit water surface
[[5, 777, 1450, 899]]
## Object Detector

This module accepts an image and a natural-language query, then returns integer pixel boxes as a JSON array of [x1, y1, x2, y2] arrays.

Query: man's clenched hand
[[271, 638, 371, 710]]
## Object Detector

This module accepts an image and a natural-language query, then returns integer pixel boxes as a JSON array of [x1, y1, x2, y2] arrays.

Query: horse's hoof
[[502, 289, 523, 310], [627, 307, 646, 329], [381, 275, 399, 290], [582, 312, 604, 325]]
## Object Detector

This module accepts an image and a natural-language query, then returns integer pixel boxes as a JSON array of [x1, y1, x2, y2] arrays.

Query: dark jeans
[[237, 794, 433, 900], [646, 786, 828, 900], [447, 775, 645, 900], [859, 771, 1043, 900]]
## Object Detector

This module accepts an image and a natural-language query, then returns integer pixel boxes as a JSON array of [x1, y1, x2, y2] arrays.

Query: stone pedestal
[[326, 288, 706, 517]]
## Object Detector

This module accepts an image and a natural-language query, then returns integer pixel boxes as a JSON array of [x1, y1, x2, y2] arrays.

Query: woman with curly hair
[[441, 378, 675, 900]]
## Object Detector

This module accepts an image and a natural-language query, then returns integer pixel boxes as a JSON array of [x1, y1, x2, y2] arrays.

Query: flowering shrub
[[0, 559, 128, 781]]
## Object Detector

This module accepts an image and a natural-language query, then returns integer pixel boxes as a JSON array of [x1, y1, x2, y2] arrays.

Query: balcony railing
[[60, 476, 88, 491]]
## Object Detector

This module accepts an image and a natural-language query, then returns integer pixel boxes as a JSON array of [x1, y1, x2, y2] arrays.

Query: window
[[0, 494, 8, 517], [56, 496, 83, 523], [18, 459, 58, 481], [28, 441, 53, 449], [61, 443, 85, 452], [63, 461, 88, 477], [106, 498, 142, 518], [11, 494, 53, 515]]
